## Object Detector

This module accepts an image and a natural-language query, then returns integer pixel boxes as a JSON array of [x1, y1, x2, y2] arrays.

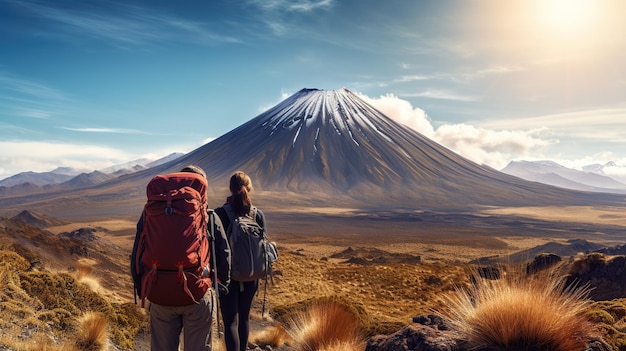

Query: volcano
[[1, 88, 624, 217], [166, 88, 623, 208]]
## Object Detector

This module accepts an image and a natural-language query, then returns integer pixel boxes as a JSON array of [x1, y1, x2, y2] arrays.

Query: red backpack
[[132, 172, 211, 306]]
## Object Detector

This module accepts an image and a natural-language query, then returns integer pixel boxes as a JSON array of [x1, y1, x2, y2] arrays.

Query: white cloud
[[477, 109, 626, 168], [393, 75, 433, 83], [358, 93, 434, 137], [288, 0, 334, 12], [480, 108, 626, 129], [0, 72, 70, 120], [459, 65, 526, 81], [14, 1, 240, 48], [0, 139, 206, 180], [16, 107, 52, 119], [401, 89, 478, 102], [360, 93, 554, 170], [0, 141, 132, 178], [259, 91, 292, 113], [202, 137, 217, 145], [603, 162, 626, 184], [433, 124, 553, 169], [60, 127, 148, 134], [247, 0, 334, 12], [0, 72, 70, 101]]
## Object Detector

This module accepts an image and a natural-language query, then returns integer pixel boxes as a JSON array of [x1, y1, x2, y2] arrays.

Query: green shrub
[[588, 299, 626, 350]]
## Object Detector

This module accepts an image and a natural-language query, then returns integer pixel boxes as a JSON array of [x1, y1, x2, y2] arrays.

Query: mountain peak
[[503, 159, 626, 193], [203, 87, 445, 193], [262, 88, 373, 137], [11, 210, 67, 228]]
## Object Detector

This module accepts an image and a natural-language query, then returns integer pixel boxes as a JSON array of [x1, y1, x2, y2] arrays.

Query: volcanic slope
[[168, 88, 618, 208], [1, 88, 624, 217]]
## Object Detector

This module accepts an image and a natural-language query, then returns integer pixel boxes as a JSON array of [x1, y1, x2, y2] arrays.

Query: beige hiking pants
[[149, 289, 216, 351]]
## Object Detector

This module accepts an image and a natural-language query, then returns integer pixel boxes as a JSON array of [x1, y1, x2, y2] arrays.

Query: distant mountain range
[[0, 153, 183, 197], [0, 88, 624, 218], [501, 160, 626, 194]]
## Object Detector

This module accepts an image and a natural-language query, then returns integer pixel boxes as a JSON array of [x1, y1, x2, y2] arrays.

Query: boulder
[[366, 315, 458, 351], [526, 253, 562, 274], [566, 253, 626, 300]]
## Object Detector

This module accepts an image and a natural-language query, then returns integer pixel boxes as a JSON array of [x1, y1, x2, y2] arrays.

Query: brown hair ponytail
[[229, 171, 253, 216]]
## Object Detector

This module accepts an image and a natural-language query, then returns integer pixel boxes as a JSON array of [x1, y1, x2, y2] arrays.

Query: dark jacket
[[207, 211, 232, 286]]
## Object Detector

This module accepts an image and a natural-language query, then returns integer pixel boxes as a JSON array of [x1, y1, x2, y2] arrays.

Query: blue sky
[[2, 0, 626, 180]]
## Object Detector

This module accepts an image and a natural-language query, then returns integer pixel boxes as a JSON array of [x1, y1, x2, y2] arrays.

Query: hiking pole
[[262, 274, 268, 318], [261, 233, 275, 319], [208, 209, 222, 339]]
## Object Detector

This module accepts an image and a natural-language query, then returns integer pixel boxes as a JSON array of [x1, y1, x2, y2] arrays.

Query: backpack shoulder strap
[[214, 207, 228, 226], [222, 204, 256, 223]]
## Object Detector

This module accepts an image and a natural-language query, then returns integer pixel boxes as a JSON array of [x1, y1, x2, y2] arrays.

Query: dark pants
[[219, 280, 258, 351]]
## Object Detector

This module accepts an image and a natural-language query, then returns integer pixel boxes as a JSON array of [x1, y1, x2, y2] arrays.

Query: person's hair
[[229, 171, 253, 216], [180, 164, 206, 178]]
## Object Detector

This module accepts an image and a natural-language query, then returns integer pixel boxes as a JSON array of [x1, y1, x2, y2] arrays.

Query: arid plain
[[41, 202, 626, 333]]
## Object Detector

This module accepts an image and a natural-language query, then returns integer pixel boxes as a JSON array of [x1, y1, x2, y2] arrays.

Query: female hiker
[[215, 171, 269, 351]]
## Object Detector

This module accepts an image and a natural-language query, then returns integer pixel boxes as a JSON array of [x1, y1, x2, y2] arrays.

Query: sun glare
[[537, 0, 595, 36]]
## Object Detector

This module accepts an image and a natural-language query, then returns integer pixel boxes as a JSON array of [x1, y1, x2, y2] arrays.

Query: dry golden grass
[[9, 328, 109, 351], [482, 205, 626, 227], [76, 259, 95, 278], [266, 248, 471, 335], [45, 219, 137, 235], [283, 299, 365, 351], [250, 323, 289, 349], [71, 312, 109, 351], [439, 267, 598, 351], [74, 258, 102, 292], [0, 248, 148, 351]]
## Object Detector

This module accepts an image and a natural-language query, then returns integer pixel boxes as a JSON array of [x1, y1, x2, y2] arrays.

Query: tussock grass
[[283, 298, 366, 351], [76, 259, 95, 279], [250, 323, 289, 349], [74, 259, 102, 292], [0, 311, 107, 351], [441, 267, 598, 351], [75, 259, 99, 288], [73, 312, 109, 351]]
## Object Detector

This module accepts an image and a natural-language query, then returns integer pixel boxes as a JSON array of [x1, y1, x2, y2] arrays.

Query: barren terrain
[[42, 204, 626, 331], [2, 202, 624, 350]]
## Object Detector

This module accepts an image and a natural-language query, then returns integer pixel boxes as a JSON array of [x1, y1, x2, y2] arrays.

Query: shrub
[[588, 299, 626, 350]]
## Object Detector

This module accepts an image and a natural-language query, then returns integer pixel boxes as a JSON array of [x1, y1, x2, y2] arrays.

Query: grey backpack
[[223, 204, 276, 282]]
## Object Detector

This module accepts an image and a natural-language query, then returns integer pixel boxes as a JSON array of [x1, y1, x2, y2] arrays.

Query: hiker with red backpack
[[215, 171, 276, 351], [131, 165, 231, 351]]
